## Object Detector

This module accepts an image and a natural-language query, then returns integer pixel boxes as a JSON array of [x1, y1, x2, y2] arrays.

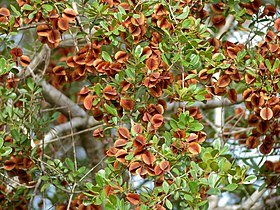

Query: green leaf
[[177, 6, 190, 19], [95, 173, 104, 186], [163, 181, 170, 194], [11, 129, 20, 141], [265, 59, 271, 70], [65, 158, 75, 171], [41, 183, 50, 192], [170, 119, 178, 130], [94, 83, 102, 96], [210, 162, 219, 172], [0, 147, 12, 156], [41, 175, 49, 181], [189, 181, 198, 194], [104, 103, 118, 116], [0, 58, 7, 75], [22, 4, 34, 10], [225, 183, 238, 191], [10, 5, 21, 16], [189, 122, 203, 131], [134, 45, 143, 57], [207, 187, 220, 195], [27, 77, 35, 91], [0, 136, 3, 148], [243, 175, 257, 184], [43, 4, 53, 12], [104, 203, 116, 210], [102, 51, 112, 63], [165, 199, 173, 209], [182, 19, 192, 29], [186, 74, 197, 80], [208, 173, 219, 188]]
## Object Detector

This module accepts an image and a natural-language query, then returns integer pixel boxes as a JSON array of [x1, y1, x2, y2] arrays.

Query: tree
[[0, 0, 279, 209]]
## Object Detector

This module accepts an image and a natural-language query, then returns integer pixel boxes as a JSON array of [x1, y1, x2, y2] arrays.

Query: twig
[[78, 155, 107, 182]]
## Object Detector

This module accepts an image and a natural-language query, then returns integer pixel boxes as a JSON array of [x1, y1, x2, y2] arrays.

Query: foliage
[[0, 0, 279, 209]]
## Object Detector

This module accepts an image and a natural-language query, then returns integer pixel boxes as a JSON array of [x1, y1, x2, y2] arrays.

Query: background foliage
[[0, 0, 279, 209]]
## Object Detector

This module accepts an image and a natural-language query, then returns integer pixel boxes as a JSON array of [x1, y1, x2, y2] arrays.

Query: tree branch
[[41, 81, 87, 118]]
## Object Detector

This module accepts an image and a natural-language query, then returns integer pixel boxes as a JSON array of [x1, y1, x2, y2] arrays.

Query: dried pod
[[151, 114, 164, 128], [103, 85, 118, 100], [260, 107, 273, 121], [212, 15, 226, 28], [115, 149, 128, 163], [227, 89, 237, 103], [145, 57, 158, 70], [114, 139, 127, 149], [62, 8, 77, 22], [93, 108, 104, 121], [129, 162, 141, 174], [126, 193, 140, 205], [217, 75, 231, 88], [115, 51, 128, 63], [274, 18, 280, 32], [120, 98, 134, 111], [188, 142, 201, 154], [142, 150, 155, 165], [57, 17, 69, 31], [159, 160, 170, 171], [117, 127, 131, 139], [20, 55, 30, 66], [47, 29, 61, 44], [10, 48, 23, 57], [83, 94, 94, 110], [246, 136, 259, 149], [133, 135, 146, 148]]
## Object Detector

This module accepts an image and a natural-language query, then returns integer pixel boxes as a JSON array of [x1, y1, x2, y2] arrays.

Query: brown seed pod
[[20, 55, 30, 67], [212, 15, 226, 28], [10, 48, 23, 57], [117, 127, 131, 139], [62, 8, 77, 22], [57, 17, 69, 31], [246, 136, 259, 149], [260, 107, 273, 121], [103, 85, 118, 100], [126, 193, 140, 205], [120, 98, 134, 111], [188, 142, 201, 154], [142, 150, 155, 165]]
